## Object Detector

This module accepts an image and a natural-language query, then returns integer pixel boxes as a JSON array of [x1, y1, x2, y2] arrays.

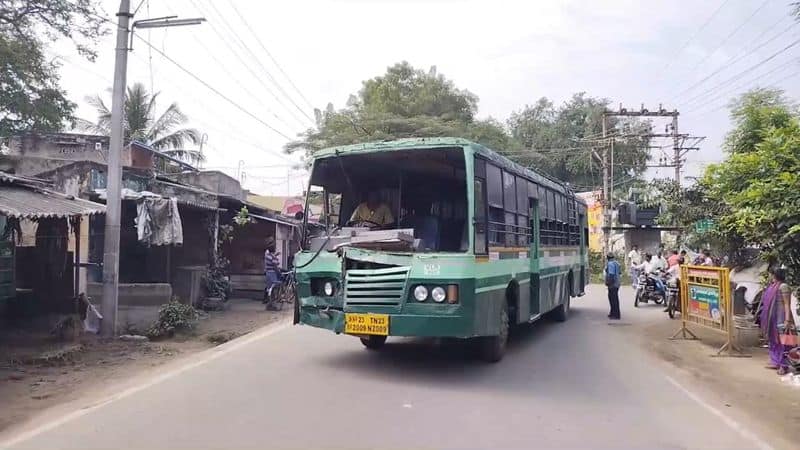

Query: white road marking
[[0, 322, 291, 449], [663, 375, 775, 450]]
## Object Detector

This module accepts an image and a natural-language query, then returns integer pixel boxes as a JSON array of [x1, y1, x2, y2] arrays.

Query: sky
[[50, 0, 800, 196]]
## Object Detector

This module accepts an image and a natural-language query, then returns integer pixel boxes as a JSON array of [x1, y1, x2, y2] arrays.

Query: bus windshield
[[305, 147, 467, 253]]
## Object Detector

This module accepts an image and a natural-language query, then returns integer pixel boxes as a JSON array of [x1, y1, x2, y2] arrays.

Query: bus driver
[[349, 191, 394, 229]]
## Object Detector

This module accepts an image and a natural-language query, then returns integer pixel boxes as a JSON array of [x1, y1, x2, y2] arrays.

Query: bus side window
[[474, 177, 487, 254], [485, 163, 504, 246]]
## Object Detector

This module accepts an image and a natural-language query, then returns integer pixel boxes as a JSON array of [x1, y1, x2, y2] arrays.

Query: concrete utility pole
[[601, 117, 611, 256], [101, 0, 132, 337], [671, 115, 680, 184], [100, 2, 204, 337]]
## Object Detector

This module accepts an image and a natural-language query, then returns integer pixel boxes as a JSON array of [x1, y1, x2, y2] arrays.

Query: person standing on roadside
[[760, 268, 795, 375], [627, 245, 642, 289], [605, 253, 622, 320]]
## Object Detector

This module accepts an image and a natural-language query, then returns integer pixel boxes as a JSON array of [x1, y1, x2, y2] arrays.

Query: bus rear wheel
[[360, 335, 387, 350], [479, 302, 509, 363]]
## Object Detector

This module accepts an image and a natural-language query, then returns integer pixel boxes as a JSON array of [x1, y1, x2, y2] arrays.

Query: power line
[[679, 0, 772, 79], [223, 0, 316, 112], [133, 34, 293, 141], [662, 0, 732, 74], [691, 66, 800, 117], [679, 37, 800, 108], [684, 56, 800, 114], [195, 0, 314, 126], [674, 20, 798, 100], [127, 45, 297, 163], [78, 9, 301, 163], [183, 0, 309, 128]]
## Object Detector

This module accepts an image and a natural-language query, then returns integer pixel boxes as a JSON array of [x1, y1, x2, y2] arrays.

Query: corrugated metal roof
[[0, 186, 105, 219]]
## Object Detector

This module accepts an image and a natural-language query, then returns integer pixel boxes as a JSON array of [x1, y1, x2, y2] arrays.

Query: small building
[[3, 133, 300, 327], [0, 172, 105, 318]]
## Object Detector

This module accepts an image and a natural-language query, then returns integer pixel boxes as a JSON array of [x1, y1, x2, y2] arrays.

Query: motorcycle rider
[[664, 256, 684, 312], [633, 253, 654, 275]]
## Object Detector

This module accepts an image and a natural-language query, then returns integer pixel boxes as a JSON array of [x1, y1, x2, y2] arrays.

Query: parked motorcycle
[[665, 276, 681, 319], [634, 270, 667, 307]]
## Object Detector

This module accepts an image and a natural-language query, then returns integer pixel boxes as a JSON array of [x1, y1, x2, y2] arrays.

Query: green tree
[[0, 0, 106, 136], [703, 118, 800, 281], [285, 62, 516, 159], [723, 88, 795, 154], [507, 93, 651, 189], [80, 82, 204, 164]]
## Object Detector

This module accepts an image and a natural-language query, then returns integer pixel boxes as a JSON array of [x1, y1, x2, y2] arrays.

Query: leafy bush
[[203, 256, 232, 299], [147, 299, 199, 339]]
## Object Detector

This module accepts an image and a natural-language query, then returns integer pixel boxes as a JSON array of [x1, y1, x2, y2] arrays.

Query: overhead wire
[[223, 0, 316, 112], [83, 9, 295, 142], [684, 56, 800, 114], [661, 0, 732, 74], [678, 0, 772, 80], [674, 20, 798, 100], [182, 0, 308, 128], [691, 66, 800, 117], [679, 37, 800, 108], [193, 0, 315, 126]]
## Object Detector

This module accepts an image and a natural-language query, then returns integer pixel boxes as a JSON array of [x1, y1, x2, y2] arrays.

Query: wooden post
[[74, 216, 81, 298]]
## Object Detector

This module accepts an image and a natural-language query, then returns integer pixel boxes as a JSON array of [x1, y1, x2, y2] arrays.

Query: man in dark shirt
[[606, 253, 622, 320], [264, 237, 281, 307]]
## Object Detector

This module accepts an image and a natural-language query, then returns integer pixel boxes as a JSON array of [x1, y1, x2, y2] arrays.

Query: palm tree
[[79, 82, 205, 165]]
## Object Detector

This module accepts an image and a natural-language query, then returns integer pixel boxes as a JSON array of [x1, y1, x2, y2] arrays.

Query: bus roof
[[313, 137, 583, 203]]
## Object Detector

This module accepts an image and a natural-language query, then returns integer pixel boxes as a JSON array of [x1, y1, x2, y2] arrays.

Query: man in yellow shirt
[[349, 191, 394, 229]]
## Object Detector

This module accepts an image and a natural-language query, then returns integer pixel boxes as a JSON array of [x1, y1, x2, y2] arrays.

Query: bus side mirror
[[294, 211, 305, 220]]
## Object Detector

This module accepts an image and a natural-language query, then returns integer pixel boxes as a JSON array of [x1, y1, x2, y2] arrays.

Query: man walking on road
[[627, 245, 641, 289], [606, 253, 622, 320]]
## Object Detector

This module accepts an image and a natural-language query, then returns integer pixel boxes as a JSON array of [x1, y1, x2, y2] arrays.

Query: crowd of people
[[604, 245, 798, 376]]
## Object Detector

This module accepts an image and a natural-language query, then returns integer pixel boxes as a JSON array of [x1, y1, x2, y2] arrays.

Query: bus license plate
[[345, 313, 389, 336]]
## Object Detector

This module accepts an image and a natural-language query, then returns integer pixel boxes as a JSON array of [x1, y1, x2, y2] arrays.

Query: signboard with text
[[674, 265, 742, 355]]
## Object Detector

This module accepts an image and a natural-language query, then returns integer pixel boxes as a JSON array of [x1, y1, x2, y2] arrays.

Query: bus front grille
[[345, 266, 410, 306]]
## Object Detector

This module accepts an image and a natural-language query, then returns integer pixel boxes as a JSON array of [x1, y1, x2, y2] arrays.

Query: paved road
[[4, 287, 773, 450]]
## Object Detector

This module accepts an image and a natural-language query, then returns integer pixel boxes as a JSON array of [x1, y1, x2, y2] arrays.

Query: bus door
[[529, 198, 540, 317]]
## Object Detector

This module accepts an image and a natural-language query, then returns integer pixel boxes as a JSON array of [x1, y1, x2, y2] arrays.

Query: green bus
[[294, 137, 588, 362]]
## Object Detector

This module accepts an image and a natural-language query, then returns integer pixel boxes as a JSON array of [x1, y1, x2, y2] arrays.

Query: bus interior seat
[[459, 220, 469, 252], [400, 215, 439, 250]]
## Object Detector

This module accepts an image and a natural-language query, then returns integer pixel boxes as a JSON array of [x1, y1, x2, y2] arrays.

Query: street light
[[101, 1, 204, 337]]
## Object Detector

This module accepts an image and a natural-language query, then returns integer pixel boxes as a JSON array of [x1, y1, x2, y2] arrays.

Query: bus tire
[[360, 335, 387, 350], [480, 302, 509, 363], [552, 284, 570, 322]]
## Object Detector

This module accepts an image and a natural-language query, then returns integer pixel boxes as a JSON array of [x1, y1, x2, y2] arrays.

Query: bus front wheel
[[479, 302, 509, 363], [360, 335, 387, 350]]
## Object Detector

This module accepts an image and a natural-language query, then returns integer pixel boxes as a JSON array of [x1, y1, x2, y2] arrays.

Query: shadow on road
[[315, 309, 586, 391]]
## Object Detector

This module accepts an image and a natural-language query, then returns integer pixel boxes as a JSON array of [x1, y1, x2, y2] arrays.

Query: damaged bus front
[[294, 138, 587, 362]]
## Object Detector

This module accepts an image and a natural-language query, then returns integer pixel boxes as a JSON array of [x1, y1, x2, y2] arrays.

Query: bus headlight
[[413, 285, 428, 302], [431, 286, 446, 303], [323, 281, 335, 296]]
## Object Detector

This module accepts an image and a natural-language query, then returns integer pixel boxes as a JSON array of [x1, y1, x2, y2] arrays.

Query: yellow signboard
[[672, 265, 744, 356], [576, 191, 603, 252]]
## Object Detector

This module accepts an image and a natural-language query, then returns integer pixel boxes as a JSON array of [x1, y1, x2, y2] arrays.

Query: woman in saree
[[760, 268, 795, 375]]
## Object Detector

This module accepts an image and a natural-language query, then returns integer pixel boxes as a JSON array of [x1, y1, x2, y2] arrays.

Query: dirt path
[[628, 312, 800, 447], [0, 299, 289, 433]]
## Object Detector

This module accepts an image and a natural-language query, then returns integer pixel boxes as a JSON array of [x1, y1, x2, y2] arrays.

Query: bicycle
[[266, 270, 296, 311]]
